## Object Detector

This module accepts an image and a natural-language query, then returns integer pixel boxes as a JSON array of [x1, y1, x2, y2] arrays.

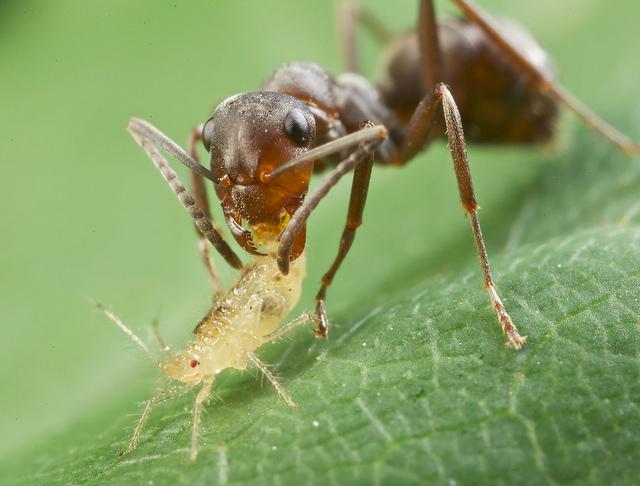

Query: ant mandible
[[128, 0, 639, 349]]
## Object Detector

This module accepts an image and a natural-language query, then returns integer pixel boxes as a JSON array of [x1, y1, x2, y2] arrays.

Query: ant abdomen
[[379, 18, 558, 143]]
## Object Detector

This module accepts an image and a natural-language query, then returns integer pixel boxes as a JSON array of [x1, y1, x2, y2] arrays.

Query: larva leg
[[190, 377, 213, 463], [263, 313, 314, 342], [247, 352, 298, 410], [121, 385, 193, 457]]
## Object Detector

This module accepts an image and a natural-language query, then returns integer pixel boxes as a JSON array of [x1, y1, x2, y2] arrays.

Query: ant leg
[[276, 126, 388, 336], [339, 1, 393, 73], [418, 0, 444, 90], [188, 126, 224, 297], [401, 83, 527, 349], [247, 352, 298, 410], [339, 2, 360, 73], [314, 151, 374, 336], [128, 118, 243, 270], [449, 0, 640, 155], [121, 384, 193, 457], [190, 376, 213, 463]]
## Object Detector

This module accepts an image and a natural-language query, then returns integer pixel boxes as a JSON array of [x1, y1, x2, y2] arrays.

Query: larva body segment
[[161, 254, 307, 385]]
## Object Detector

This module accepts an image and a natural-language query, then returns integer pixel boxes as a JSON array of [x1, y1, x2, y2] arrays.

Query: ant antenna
[[87, 297, 161, 367], [128, 117, 217, 180], [266, 125, 387, 178]]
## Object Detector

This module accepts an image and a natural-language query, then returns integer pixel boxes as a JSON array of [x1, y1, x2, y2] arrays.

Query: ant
[[107, 0, 639, 463], [126, 0, 640, 361]]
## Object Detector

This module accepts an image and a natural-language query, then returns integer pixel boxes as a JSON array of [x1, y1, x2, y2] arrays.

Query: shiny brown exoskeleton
[[128, 0, 639, 349]]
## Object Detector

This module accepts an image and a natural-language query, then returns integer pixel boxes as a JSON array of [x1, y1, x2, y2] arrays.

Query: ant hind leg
[[449, 0, 640, 154], [339, 1, 394, 73]]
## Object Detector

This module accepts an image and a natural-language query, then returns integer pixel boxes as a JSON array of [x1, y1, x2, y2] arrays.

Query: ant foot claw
[[314, 301, 329, 338], [505, 332, 527, 350]]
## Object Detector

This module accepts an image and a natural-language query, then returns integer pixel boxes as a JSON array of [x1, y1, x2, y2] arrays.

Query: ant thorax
[[160, 253, 307, 384]]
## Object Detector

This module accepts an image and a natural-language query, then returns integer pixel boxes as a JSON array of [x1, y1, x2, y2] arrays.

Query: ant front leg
[[275, 125, 388, 337], [127, 118, 243, 270], [448, 0, 640, 154], [401, 83, 527, 349], [314, 151, 374, 336], [188, 126, 224, 298]]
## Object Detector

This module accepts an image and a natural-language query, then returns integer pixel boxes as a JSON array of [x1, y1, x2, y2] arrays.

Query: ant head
[[203, 92, 316, 255], [161, 350, 204, 385]]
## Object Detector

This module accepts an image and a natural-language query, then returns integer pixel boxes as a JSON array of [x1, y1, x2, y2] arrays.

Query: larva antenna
[[87, 297, 161, 368], [151, 319, 170, 352]]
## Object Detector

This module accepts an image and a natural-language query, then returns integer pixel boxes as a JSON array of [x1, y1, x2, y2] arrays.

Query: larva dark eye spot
[[283, 108, 311, 146], [190, 359, 200, 368]]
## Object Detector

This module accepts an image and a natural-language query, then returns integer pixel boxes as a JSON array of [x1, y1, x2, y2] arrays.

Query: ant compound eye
[[189, 359, 200, 369], [202, 117, 214, 152], [284, 109, 312, 146]]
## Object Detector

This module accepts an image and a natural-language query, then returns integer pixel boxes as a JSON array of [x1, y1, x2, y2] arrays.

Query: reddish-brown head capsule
[[203, 92, 316, 257]]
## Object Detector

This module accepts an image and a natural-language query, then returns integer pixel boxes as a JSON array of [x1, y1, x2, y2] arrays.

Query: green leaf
[[1, 1, 639, 485]]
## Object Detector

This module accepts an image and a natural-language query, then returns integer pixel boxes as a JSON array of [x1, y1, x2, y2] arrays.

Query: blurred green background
[[1, 0, 639, 484]]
